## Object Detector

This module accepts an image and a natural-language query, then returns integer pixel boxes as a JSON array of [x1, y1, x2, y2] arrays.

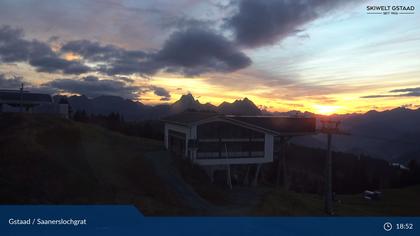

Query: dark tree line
[[260, 144, 420, 194], [400, 160, 420, 187], [72, 110, 164, 141]]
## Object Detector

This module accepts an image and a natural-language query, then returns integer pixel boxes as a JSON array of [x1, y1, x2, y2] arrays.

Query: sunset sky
[[0, 0, 419, 115]]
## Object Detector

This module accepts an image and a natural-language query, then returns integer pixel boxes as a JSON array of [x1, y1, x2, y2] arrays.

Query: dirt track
[[144, 151, 268, 215]]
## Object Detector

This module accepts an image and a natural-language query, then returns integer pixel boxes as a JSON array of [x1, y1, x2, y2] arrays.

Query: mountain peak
[[241, 97, 253, 104], [218, 97, 261, 115], [178, 93, 196, 103], [175, 93, 198, 104], [170, 93, 205, 113], [232, 97, 256, 106]]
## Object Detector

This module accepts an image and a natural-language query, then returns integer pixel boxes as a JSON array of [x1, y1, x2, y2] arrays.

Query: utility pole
[[320, 119, 341, 215], [19, 83, 24, 113], [325, 131, 333, 215], [276, 137, 283, 187]]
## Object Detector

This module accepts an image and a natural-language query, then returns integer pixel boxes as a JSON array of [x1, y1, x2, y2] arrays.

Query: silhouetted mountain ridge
[[293, 107, 420, 163], [64, 93, 262, 121], [218, 97, 261, 115], [170, 93, 217, 114]]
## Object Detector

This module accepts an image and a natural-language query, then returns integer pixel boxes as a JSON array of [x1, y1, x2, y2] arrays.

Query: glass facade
[[196, 122, 265, 159]]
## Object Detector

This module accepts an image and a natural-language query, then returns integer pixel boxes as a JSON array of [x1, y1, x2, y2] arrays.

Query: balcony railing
[[196, 151, 264, 159]]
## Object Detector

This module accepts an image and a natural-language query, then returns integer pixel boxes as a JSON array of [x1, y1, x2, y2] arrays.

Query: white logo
[[366, 5, 415, 15]]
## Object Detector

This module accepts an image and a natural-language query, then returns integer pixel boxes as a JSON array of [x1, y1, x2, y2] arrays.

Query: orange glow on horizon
[[313, 105, 341, 115]]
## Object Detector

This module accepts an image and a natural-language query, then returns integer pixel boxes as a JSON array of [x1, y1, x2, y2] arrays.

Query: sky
[[0, 0, 419, 115]]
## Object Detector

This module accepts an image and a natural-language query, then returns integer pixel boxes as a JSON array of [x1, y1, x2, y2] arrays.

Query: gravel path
[[144, 150, 268, 215], [144, 151, 212, 212]]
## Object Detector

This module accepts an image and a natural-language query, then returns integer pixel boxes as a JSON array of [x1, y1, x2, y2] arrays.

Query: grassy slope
[[0, 113, 185, 215], [255, 185, 420, 216], [1, 113, 418, 216]]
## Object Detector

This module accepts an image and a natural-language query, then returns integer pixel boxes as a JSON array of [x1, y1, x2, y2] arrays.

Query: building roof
[[163, 111, 316, 135], [0, 90, 52, 104], [225, 116, 316, 135], [162, 111, 220, 125]]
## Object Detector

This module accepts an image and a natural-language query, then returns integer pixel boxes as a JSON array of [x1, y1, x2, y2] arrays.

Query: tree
[[73, 110, 89, 122]]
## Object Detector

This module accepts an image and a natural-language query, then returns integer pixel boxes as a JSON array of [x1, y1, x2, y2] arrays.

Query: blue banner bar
[[0, 206, 418, 236]]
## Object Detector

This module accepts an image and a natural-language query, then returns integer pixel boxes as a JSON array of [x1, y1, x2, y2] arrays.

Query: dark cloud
[[91, 28, 251, 76], [29, 56, 90, 74], [114, 76, 135, 83], [226, 0, 354, 48], [2, 25, 251, 77], [61, 40, 148, 62], [40, 75, 172, 101], [149, 85, 171, 101], [0, 25, 90, 74], [389, 87, 420, 96], [0, 26, 53, 62], [98, 57, 158, 76], [1, 73, 171, 101], [42, 76, 140, 99], [159, 97, 171, 101], [149, 28, 251, 76], [360, 94, 391, 99], [361, 87, 420, 98]]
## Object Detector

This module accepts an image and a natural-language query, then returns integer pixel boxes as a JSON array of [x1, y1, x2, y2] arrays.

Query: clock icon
[[384, 222, 393, 231]]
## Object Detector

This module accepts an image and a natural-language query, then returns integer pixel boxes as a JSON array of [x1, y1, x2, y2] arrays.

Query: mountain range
[[292, 108, 420, 164], [61, 93, 261, 121]]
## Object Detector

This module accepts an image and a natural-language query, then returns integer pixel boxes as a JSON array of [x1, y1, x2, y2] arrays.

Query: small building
[[0, 89, 69, 118], [0, 89, 53, 112], [57, 96, 70, 119], [162, 111, 316, 185]]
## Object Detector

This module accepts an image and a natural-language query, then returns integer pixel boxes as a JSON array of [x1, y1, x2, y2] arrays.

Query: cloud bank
[[0, 73, 171, 100], [361, 87, 420, 98], [0, 26, 90, 74], [227, 0, 356, 48]]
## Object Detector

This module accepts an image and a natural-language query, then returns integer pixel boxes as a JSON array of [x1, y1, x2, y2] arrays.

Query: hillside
[[1, 113, 419, 217], [255, 185, 420, 216], [0, 113, 186, 215]]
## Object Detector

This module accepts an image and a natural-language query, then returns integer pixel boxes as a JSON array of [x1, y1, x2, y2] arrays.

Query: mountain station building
[[162, 111, 317, 186]]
